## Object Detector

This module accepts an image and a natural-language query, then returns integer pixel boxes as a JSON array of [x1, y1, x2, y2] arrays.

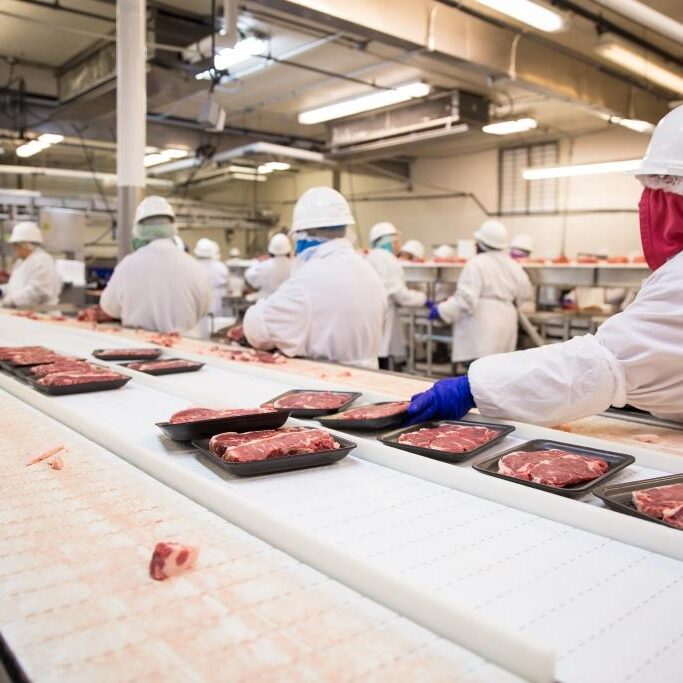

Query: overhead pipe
[[591, 0, 683, 46]]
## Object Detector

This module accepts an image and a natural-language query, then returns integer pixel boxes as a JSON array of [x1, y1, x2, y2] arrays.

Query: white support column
[[116, 0, 146, 261]]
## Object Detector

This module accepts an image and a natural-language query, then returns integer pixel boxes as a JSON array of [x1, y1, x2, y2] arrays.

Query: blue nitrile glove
[[405, 375, 475, 425], [427, 301, 441, 321]]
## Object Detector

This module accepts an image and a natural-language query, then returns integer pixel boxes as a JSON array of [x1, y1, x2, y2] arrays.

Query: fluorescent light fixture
[[261, 161, 290, 171], [37, 133, 64, 144], [196, 36, 267, 80], [599, 114, 655, 134], [298, 81, 431, 125], [231, 172, 267, 182], [596, 35, 683, 96], [482, 118, 538, 135], [144, 148, 189, 167], [16, 140, 50, 158], [523, 159, 641, 180], [472, 0, 564, 32]]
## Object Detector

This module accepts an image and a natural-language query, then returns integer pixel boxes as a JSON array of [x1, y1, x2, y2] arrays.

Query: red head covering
[[639, 188, 683, 271]]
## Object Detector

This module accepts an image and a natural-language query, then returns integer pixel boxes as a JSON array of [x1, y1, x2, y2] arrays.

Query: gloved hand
[[427, 301, 441, 321], [404, 375, 475, 425]]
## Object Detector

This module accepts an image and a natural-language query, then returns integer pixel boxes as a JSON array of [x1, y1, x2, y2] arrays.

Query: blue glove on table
[[405, 375, 475, 426]]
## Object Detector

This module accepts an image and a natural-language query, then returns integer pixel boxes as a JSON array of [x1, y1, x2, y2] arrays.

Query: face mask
[[132, 237, 148, 251], [639, 188, 683, 271]]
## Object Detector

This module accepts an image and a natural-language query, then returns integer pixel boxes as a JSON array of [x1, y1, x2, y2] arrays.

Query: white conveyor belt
[[2, 323, 683, 681]]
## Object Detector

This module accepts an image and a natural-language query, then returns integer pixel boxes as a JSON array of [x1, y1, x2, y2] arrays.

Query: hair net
[[132, 215, 177, 243], [637, 175, 683, 197]]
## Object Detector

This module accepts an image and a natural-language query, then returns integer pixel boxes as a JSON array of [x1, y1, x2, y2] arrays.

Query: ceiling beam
[[252, 0, 671, 123]]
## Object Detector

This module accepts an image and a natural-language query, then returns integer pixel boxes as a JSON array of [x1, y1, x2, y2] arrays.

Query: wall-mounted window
[[499, 142, 558, 214]]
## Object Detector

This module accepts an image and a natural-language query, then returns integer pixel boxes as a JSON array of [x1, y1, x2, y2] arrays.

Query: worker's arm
[[242, 279, 311, 356], [392, 285, 427, 308], [99, 267, 124, 319], [244, 261, 265, 290], [436, 262, 482, 323], [4, 259, 56, 308]]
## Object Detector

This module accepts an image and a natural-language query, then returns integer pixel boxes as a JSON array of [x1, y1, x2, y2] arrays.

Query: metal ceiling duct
[[592, 0, 683, 45]]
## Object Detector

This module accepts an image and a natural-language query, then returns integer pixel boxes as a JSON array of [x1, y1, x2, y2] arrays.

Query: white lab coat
[[100, 239, 212, 333], [3, 247, 61, 308], [437, 251, 533, 363], [198, 259, 229, 315], [243, 238, 386, 367], [244, 256, 292, 298], [470, 250, 683, 426], [367, 248, 426, 359]]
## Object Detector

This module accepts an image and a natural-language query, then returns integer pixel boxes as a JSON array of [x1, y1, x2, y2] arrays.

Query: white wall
[[252, 126, 649, 258]]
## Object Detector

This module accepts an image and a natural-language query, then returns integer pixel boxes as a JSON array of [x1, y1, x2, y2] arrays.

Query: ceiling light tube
[[298, 81, 431, 125], [37, 133, 64, 144], [195, 36, 268, 80], [523, 159, 641, 180], [596, 35, 683, 96], [231, 172, 267, 182], [599, 114, 655, 134], [471, 0, 564, 32], [483, 118, 538, 135], [261, 161, 290, 171]]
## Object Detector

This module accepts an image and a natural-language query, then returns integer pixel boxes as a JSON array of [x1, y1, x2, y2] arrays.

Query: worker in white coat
[[2, 221, 61, 308], [398, 239, 425, 261], [407, 105, 683, 426], [100, 196, 211, 333], [194, 238, 229, 315], [367, 222, 426, 369], [428, 220, 533, 367], [242, 187, 386, 367], [244, 233, 292, 298]]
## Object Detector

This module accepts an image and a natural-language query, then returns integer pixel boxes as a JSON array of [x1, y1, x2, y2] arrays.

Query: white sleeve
[[392, 285, 427, 308], [244, 262, 265, 289], [437, 263, 482, 324], [469, 334, 627, 426], [99, 267, 124, 318], [242, 279, 311, 356], [6, 259, 56, 308]]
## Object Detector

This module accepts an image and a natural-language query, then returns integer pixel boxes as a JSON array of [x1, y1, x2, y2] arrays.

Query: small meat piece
[[169, 406, 277, 424], [77, 305, 115, 323], [149, 542, 199, 580], [37, 370, 125, 386], [127, 359, 201, 372], [47, 454, 64, 470], [209, 427, 339, 462], [146, 333, 180, 348], [208, 345, 285, 364], [498, 449, 609, 487], [632, 433, 663, 444], [26, 444, 65, 466], [95, 348, 160, 359], [398, 424, 499, 453], [331, 402, 409, 421], [29, 360, 93, 377], [271, 391, 355, 410], [632, 483, 683, 530]]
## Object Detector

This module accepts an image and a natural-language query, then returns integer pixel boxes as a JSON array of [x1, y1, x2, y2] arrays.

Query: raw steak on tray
[[632, 483, 683, 530], [169, 406, 277, 424], [398, 424, 499, 453], [332, 401, 408, 420], [269, 391, 355, 410], [498, 449, 609, 487]]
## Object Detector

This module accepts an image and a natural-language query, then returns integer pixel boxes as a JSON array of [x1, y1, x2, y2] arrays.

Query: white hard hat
[[228, 247, 241, 258], [630, 105, 683, 177], [291, 187, 355, 233], [9, 221, 43, 244], [369, 222, 398, 245], [474, 219, 508, 250], [268, 233, 291, 256], [433, 244, 456, 260], [194, 237, 219, 259], [400, 239, 425, 260], [134, 195, 175, 224], [510, 233, 534, 253]]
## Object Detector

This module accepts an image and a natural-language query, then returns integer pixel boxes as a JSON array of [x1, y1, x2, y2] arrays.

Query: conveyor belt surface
[[0, 392, 521, 683]]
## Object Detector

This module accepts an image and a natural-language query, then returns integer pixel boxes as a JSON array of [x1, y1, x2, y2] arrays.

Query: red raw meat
[[12, 311, 41, 320], [0, 346, 46, 360], [632, 483, 683, 530], [271, 391, 354, 410], [77, 305, 115, 323], [332, 401, 409, 420], [169, 406, 277, 424], [146, 332, 180, 348], [3, 348, 65, 365], [127, 359, 200, 372], [398, 424, 499, 453], [149, 542, 199, 580], [29, 360, 93, 377], [37, 369, 125, 386], [208, 345, 285, 364], [95, 348, 160, 359], [498, 449, 609, 487], [209, 427, 339, 462]]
